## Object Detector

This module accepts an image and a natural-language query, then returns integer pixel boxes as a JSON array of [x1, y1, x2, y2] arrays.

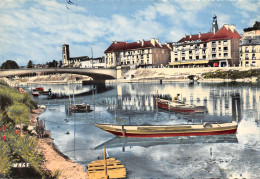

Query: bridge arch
[[0, 68, 117, 82]]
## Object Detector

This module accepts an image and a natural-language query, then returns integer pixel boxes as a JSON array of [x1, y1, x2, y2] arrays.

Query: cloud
[[236, 0, 260, 12]]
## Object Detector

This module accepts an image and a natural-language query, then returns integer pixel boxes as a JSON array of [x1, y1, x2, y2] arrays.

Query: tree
[[58, 60, 63, 68], [27, 60, 33, 68], [1, 60, 19, 69], [47, 60, 58, 68]]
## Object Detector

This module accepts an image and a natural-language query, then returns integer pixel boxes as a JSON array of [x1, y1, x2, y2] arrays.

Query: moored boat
[[157, 98, 205, 113], [33, 87, 44, 91], [32, 91, 39, 97], [69, 104, 91, 113], [94, 121, 238, 138]]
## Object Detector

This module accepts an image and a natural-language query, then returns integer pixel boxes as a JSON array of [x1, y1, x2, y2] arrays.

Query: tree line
[[0, 60, 63, 69]]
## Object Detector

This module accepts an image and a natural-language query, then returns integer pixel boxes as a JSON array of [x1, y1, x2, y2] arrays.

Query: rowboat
[[157, 98, 205, 113], [33, 87, 44, 91], [94, 121, 237, 138], [32, 91, 39, 97], [69, 104, 91, 113]]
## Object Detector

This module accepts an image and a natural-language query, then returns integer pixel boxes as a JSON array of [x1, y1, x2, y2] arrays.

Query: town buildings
[[104, 39, 171, 68], [240, 21, 260, 67], [169, 15, 241, 68], [62, 44, 104, 68]]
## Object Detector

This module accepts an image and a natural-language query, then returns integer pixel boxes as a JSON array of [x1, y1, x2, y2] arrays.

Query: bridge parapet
[[0, 68, 118, 82]]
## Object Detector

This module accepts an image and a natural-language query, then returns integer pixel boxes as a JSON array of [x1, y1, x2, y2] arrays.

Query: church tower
[[62, 44, 70, 66], [212, 14, 219, 34]]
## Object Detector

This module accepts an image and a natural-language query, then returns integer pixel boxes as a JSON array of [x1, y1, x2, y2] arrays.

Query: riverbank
[[106, 67, 260, 83], [32, 107, 89, 179]]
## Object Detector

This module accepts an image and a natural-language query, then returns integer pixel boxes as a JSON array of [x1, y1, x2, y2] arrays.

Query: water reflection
[[95, 134, 238, 152], [37, 82, 260, 178]]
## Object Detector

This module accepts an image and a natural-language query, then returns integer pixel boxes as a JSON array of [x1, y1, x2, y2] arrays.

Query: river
[[23, 82, 260, 178]]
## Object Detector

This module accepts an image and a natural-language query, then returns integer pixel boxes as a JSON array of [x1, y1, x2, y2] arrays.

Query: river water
[[24, 82, 260, 178]]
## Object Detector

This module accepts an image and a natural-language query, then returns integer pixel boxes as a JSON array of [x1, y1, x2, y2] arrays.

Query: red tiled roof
[[177, 25, 241, 44], [208, 26, 241, 41], [162, 44, 171, 50], [178, 33, 214, 43], [104, 40, 162, 53]]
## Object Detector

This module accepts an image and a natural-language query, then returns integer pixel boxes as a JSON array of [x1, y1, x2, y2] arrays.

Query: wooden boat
[[32, 91, 39, 97], [39, 89, 51, 95], [157, 98, 205, 113], [33, 87, 44, 91], [94, 121, 238, 138], [69, 104, 91, 113], [87, 147, 126, 179]]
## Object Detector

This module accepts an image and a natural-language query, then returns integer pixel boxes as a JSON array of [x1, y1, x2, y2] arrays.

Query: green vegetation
[[1, 60, 19, 69], [0, 84, 44, 178], [27, 60, 33, 68], [202, 69, 260, 80]]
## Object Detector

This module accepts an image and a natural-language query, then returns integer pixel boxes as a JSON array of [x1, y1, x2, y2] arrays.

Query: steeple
[[212, 14, 219, 34]]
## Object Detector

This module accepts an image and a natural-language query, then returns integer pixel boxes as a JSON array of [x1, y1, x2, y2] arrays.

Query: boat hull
[[157, 98, 204, 113], [95, 122, 238, 138]]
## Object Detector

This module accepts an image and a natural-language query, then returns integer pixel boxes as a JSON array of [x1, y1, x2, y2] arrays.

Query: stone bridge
[[0, 68, 119, 82]]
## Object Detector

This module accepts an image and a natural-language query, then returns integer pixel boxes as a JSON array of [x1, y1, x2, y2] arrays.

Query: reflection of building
[[169, 15, 241, 68], [240, 21, 260, 67], [104, 38, 171, 68], [62, 44, 105, 68]]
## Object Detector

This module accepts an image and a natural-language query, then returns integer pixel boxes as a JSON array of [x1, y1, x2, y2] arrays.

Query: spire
[[212, 14, 219, 34]]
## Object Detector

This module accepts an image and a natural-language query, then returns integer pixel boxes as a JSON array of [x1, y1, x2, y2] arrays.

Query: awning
[[169, 60, 209, 66]]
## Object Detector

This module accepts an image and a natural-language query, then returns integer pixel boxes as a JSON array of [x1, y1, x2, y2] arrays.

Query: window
[[202, 49, 206, 54], [182, 57, 185, 61], [203, 44, 207, 48], [245, 47, 249, 52], [175, 58, 178, 61], [245, 54, 249, 60], [195, 50, 199, 54], [196, 56, 199, 60], [218, 41, 221, 45], [245, 61, 249, 67], [252, 54, 256, 59], [224, 53, 228, 57], [224, 47, 228, 51], [189, 51, 192, 54], [203, 55, 206, 59], [189, 56, 192, 60], [212, 48, 216, 52], [219, 53, 221, 57], [252, 61, 255, 67], [249, 40, 252, 44], [223, 40, 228, 45], [212, 54, 216, 58], [212, 42, 216, 46], [218, 47, 221, 51], [252, 46, 256, 52]]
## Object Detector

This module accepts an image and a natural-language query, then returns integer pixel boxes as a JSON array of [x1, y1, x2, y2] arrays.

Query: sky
[[0, 0, 259, 66]]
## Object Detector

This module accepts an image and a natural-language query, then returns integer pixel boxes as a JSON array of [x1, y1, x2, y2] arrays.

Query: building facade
[[169, 16, 241, 68], [80, 57, 105, 68], [62, 44, 90, 68], [104, 38, 171, 68], [240, 21, 260, 67]]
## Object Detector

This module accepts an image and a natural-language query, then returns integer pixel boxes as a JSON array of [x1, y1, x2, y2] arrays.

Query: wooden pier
[[87, 147, 126, 179]]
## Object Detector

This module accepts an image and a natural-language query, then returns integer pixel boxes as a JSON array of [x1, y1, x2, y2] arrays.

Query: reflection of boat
[[69, 104, 92, 113], [157, 98, 205, 113], [95, 134, 238, 150], [33, 87, 44, 91], [94, 121, 237, 138]]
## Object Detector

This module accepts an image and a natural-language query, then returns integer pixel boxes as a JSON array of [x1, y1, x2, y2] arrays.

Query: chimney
[[199, 32, 201, 38], [142, 39, 144, 46], [159, 42, 162, 47], [155, 39, 159, 43], [137, 40, 140, 43], [189, 34, 192, 38], [151, 38, 156, 46]]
